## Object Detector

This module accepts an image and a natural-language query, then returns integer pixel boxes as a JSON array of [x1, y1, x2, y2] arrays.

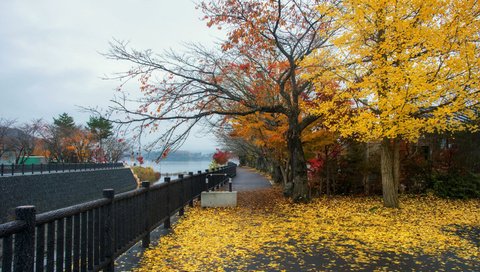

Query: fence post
[[14, 205, 36, 272], [164, 177, 171, 229], [178, 174, 185, 216], [188, 172, 194, 207], [229, 177, 233, 192], [197, 173, 202, 201], [204, 176, 208, 192], [141, 181, 151, 248], [103, 189, 115, 272]]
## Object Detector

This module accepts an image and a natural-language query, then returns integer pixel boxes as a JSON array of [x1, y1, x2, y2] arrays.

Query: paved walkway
[[229, 167, 272, 191], [114, 166, 270, 271], [119, 167, 479, 271]]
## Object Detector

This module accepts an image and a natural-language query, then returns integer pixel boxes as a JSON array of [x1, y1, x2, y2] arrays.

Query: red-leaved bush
[[212, 149, 230, 165]]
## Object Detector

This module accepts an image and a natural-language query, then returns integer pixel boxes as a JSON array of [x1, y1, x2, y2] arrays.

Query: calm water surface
[[137, 160, 212, 177]]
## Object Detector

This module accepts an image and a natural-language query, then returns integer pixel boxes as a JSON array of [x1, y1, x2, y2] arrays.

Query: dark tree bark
[[380, 138, 400, 208]]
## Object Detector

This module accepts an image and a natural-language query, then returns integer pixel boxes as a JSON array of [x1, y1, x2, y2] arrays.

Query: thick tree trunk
[[393, 140, 400, 192], [325, 146, 331, 196], [287, 117, 309, 202], [380, 138, 400, 208], [363, 143, 370, 195], [271, 164, 283, 184], [279, 161, 289, 186]]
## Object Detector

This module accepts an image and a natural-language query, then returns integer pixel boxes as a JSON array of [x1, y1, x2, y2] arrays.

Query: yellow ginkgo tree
[[302, 0, 480, 207]]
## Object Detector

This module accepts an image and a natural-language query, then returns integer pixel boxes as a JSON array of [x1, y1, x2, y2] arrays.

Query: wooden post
[[141, 181, 151, 248], [197, 173, 202, 201], [205, 176, 209, 192], [178, 174, 185, 216], [188, 172, 194, 207], [103, 189, 115, 272], [164, 177, 171, 229], [14, 206, 36, 272]]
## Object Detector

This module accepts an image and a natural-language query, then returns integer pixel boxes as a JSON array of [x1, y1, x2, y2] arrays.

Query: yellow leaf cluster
[[135, 189, 479, 271], [302, 0, 480, 143]]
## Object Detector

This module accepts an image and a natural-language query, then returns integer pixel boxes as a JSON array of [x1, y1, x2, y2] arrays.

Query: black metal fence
[[0, 165, 237, 271], [0, 163, 124, 177]]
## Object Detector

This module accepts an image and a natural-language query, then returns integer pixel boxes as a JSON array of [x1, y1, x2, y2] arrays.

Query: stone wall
[[0, 168, 137, 223]]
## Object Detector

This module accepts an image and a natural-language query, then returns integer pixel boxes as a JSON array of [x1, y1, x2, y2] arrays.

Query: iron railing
[[0, 165, 237, 271], [0, 163, 124, 177]]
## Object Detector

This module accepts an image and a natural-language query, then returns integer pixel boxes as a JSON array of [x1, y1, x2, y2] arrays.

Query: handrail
[[0, 163, 237, 271], [0, 220, 26, 238], [0, 162, 125, 177]]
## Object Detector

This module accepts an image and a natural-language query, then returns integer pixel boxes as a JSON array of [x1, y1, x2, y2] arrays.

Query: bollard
[[229, 177, 233, 192], [103, 189, 115, 272], [1, 163, 3, 176], [164, 177, 171, 229], [205, 177, 209, 192], [14, 206, 36, 271]]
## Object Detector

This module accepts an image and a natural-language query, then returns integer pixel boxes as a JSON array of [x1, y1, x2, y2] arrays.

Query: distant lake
[[137, 160, 213, 177]]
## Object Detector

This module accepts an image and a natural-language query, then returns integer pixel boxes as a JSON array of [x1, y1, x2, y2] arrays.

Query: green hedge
[[432, 172, 480, 199]]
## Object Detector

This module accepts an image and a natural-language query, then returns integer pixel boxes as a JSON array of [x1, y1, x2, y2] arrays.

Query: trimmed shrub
[[432, 172, 480, 199], [132, 166, 161, 183]]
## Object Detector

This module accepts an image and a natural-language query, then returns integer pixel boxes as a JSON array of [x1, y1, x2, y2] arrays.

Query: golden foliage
[[230, 113, 289, 162], [131, 166, 160, 183], [303, 0, 480, 142], [135, 188, 479, 271]]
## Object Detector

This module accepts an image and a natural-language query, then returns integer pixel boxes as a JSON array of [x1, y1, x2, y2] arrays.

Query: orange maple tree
[[105, 0, 337, 201]]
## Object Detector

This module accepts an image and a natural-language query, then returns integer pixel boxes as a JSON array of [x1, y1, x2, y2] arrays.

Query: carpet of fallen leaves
[[135, 188, 479, 271]]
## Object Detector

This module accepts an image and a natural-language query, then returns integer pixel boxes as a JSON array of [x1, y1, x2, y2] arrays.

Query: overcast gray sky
[[0, 0, 224, 152]]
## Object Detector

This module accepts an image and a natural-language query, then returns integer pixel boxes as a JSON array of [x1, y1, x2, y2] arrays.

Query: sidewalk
[[114, 166, 272, 271], [228, 167, 272, 191], [127, 167, 480, 271]]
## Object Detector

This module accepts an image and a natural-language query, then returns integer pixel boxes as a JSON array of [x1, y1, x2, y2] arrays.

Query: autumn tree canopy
[[303, 0, 480, 207], [104, 0, 337, 201]]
